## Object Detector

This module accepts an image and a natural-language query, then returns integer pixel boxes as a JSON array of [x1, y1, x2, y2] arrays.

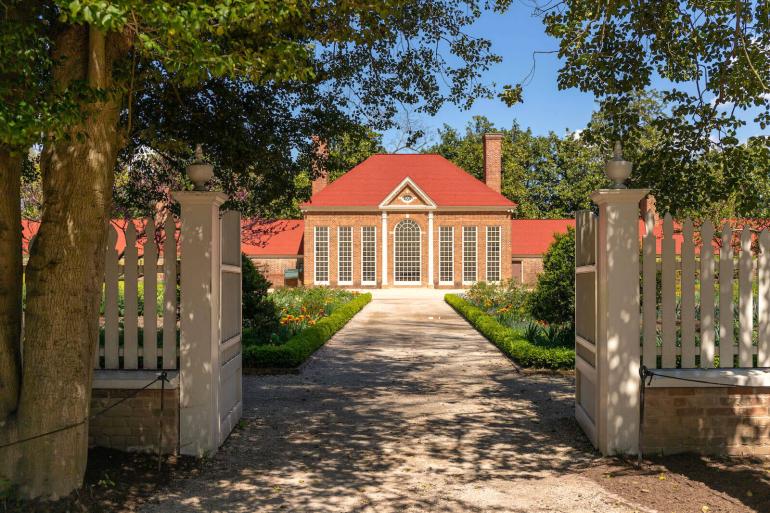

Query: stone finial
[[186, 144, 214, 191], [605, 141, 632, 189]]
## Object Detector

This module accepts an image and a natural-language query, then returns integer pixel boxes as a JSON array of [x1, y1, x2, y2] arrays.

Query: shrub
[[243, 293, 372, 368], [446, 294, 574, 369], [529, 227, 575, 326], [241, 254, 280, 341]]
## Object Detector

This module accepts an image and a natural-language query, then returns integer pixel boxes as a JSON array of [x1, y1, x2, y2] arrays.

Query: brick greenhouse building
[[246, 134, 574, 288]]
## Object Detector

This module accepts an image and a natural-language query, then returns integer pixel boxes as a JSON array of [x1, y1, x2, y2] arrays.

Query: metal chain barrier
[[0, 371, 169, 452], [637, 365, 752, 466]]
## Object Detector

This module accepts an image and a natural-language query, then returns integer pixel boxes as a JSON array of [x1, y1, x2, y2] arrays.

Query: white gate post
[[591, 187, 648, 455], [174, 190, 228, 456]]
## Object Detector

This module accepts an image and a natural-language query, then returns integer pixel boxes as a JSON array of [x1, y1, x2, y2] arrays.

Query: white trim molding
[[381, 212, 388, 286], [392, 218, 422, 286], [301, 205, 513, 213], [646, 368, 770, 388], [438, 225, 454, 285], [427, 212, 434, 287], [360, 226, 377, 286], [462, 226, 477, 285], [93, 369, 180, 389], [378, 177, 437, 210], [337, 226, 353, 285], [313, 226, 330, 285]]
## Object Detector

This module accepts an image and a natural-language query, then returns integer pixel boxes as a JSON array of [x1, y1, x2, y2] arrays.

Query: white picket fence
[[642, 213, 770, 370], [96, 217, 179, 371]]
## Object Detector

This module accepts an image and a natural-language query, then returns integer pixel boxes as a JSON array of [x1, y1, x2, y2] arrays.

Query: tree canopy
[[0, 0, 506, 499], [426, 115, 608, 218], [539, 0, 770, 218]]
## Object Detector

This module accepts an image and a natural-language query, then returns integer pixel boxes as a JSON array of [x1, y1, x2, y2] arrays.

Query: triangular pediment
[[379, 177, 436, 209]]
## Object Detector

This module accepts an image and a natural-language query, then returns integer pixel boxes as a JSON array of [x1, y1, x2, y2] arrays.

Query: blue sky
[[382, 3, 765, 151], [384, 4, 599, 150]]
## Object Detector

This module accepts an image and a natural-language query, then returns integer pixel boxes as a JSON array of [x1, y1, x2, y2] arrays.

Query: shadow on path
[[140, 294, 628, 513]]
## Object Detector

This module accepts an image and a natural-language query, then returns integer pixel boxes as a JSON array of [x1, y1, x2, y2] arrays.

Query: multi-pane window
[[439, 226, 454, 284], [314, 226, 329, 284], [462, 226, 477, 284], [361, 226, 377, 285], [486, 226, 501, 282], [338, 226, 353, 284], [394, 219, 421, 283]]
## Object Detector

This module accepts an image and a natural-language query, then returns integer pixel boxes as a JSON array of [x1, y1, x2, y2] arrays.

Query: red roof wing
[[510, 219, 575, 256], [241, 219, 304, 256], [302, 154, 515, 208]]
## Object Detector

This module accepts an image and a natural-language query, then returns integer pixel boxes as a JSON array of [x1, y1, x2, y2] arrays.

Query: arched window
[[394, 219, 421, 283]]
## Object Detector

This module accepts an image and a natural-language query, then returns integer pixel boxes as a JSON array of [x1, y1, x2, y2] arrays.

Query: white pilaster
[[427, 211, 434, 288], [591, 188, 648, 456], [381, 211, 388, 286], [174, 190, 227, 457]]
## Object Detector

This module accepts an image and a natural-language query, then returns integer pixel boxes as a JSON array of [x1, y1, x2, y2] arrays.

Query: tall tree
[[427, 116, 608, 218], [0, 0, 502, 498], [539, 0, 770, 218]]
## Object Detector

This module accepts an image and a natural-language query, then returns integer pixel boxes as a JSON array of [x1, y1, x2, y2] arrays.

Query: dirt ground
[[1, 448, 200, 513], [8, 290, 770, 512], [584, 454, 770, 513]]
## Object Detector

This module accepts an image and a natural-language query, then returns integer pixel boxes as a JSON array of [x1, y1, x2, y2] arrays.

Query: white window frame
[[486, 226, 501, 283], [337, 226, 353, 285], [360, 226, 377, 286], [314, 226, 329, 285], [438, 226, 454, 285], [462, 226, 477, 285], [393, 219, 422, 286]]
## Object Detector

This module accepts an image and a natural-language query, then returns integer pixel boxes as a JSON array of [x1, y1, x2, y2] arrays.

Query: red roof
[[23, 219, 304, 258], [302, 154, 515, 208], [241, 219, 304, 256], [510, 219, 575, 256]]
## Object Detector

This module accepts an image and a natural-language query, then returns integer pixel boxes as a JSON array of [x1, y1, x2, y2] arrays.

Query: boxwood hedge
[[243, 292, 372, 369], [445, 294, 574, 370]]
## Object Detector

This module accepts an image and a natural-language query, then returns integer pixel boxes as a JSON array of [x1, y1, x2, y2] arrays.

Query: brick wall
[[432, 212, 512, 288], [250, 256, 304, 288], [304, 212, 381, 287], [89, 388, 179, 454], [303, 211, 511, 287], [643, 387, 770, 456], [521, 257, 544, 286]]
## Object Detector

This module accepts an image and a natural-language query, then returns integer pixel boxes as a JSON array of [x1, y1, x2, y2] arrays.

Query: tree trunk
[[6, 24, 125, 499], [0, 149, 22, 419]]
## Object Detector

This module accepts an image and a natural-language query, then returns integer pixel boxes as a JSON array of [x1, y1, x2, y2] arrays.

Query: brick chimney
[[311, 136, 328, 197], [483, 133, 503, 193]]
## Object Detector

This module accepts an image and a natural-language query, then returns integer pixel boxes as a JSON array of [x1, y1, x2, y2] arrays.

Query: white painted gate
[[574, 210, 598, 448], [218, 210, 243, 444]]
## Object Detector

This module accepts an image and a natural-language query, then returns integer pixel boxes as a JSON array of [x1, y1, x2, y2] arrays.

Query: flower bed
[[446, 294, 574, 369], [243, 288, 371, 370], [464, 281, 573, 347]]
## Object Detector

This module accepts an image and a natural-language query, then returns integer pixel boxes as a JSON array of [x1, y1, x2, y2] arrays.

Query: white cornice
[[301, 205, 514, 213], [378, 177, 437, 209]]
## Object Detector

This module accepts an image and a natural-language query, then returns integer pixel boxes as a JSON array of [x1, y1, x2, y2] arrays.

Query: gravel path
[[140, 290, 643, 513]]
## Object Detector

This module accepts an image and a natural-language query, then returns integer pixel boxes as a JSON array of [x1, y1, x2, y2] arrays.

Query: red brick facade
[[89, 388, 179, 454], [231, 147, 574, 289], [250, 256, 304, 287], [643, 387, 770, 456], [511, 257, 545, 286], [302, 211, 512, 288]]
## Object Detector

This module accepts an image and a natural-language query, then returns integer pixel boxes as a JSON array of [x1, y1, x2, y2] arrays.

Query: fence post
[[174, 190, 228, 456], [591, 188, 649, 455]]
